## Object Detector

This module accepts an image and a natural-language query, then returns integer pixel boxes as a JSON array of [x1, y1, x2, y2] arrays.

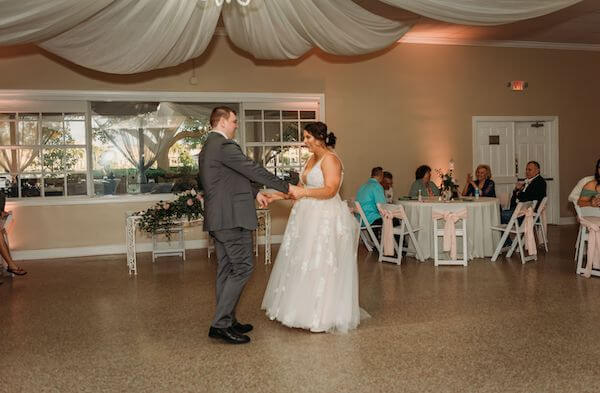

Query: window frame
[[0, 90, 325, 206]]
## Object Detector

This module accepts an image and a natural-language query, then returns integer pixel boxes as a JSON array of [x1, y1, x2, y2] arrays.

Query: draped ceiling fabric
[[378, 0, 582, 26], [223, 0, 411, 59], [0, 0, 583, 74]]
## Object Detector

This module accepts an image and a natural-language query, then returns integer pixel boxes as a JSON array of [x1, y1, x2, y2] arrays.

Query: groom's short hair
[[210, 106, 237, 128]]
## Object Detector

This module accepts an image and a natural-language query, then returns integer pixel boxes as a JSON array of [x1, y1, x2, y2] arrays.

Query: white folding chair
[[432, 205, 468, 266], [533, 197, 549, 252], [570, 176, 594, 261], [355, 201, 381, 253], [377, 203, 423, 265], [491, 201, 537, 264], [575, 205, 600, 278]]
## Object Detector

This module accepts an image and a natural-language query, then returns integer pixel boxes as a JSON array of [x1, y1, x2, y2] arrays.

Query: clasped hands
[[256, 184, 306, 208]]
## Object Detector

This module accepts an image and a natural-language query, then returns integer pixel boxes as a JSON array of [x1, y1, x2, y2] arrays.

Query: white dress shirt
[[210, 129, 229, 139], [522, 174, 539, 192]]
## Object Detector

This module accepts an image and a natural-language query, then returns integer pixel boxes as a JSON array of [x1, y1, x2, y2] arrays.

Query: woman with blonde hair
[[462, 164, 496, 197]]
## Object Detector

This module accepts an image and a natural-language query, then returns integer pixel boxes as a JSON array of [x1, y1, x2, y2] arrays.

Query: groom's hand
[[256, 192, 269, 208]]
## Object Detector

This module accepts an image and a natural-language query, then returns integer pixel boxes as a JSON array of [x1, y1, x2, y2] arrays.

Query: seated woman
[[409, 165, 440, 198], [462, 164, 496, 197], [578, 159, 600, 208], [0, 193, 26, 279]]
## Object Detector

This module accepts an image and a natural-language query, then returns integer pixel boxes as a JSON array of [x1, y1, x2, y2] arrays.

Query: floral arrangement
[[136, 189, 204, 238], [435, 159, 459, 199], [436, 168, 459, 192]]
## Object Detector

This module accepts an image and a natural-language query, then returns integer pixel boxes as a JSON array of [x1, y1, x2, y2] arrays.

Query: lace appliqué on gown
[[261, 154, 364, 333]]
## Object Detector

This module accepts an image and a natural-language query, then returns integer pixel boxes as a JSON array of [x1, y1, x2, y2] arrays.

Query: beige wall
[[1, 39, 599, 254]]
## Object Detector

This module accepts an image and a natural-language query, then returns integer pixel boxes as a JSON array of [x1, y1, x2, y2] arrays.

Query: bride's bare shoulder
[[322, 152, 342, 171]]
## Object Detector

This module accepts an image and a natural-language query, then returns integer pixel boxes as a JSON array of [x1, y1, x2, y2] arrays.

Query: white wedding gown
[[261, 154, 363, 333]]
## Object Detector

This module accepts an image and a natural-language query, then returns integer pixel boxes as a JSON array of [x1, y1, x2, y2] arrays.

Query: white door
[[473, 117, 559, 224], [473, 121, 517, 210]]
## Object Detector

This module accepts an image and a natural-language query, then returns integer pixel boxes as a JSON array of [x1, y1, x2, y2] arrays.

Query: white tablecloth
[[396, 197, 501, 260]]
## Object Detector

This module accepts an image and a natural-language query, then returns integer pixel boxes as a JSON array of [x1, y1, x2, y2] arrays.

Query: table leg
[[126, 217, 138, 275]]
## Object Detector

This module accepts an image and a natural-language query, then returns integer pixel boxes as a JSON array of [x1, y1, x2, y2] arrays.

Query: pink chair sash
[[431, 208, 467, 260], [379, 205, 407, 256], [517, 207, 537, 256], [578, 216, 600, 278]]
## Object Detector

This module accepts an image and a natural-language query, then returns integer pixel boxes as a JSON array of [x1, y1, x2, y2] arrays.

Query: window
[[0, 112, 87, 197], [244, 106, 318, 184], [0, 92, 323, 200], [91, 102, 238, 195]]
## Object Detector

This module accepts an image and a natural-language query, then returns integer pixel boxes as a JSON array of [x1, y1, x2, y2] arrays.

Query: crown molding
[[399, 36, 600, 52]]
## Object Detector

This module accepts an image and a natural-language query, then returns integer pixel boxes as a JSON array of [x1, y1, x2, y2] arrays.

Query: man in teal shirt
[[356, 167, 387, 237]]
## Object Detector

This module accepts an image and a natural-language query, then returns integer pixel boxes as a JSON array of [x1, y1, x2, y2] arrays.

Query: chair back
[[377, 203, 407, 218], [580, 206, 600, 218], [569, 176, 595, 203], [508, 201, 536, 228], [533, 197, 548, 221], [355, 201, 370, 228], [355, 200, 381, 252]]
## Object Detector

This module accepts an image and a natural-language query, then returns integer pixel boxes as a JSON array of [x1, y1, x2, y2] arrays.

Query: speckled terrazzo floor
[[1, 225, 599, 393]]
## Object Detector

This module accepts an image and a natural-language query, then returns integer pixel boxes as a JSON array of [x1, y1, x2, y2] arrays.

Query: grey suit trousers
[[210, 228, 254, 328]]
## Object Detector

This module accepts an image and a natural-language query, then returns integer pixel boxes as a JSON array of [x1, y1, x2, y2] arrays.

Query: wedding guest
[[381, 171, 394, 203], [356, 167, 386, 229], [501, 161, 546, 224], [409, 165, 440, 198], [462, 164, 496, 197], [0, 193, 27, 278], [578, 158, 600, 208]]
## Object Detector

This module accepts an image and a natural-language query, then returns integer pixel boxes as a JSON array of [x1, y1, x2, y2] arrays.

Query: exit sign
[[509, 80, 527, 91]]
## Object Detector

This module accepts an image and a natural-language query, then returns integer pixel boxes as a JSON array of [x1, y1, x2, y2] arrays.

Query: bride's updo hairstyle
[[304, 122, 337, 149]]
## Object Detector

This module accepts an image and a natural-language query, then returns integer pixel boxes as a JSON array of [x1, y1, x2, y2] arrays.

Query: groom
[[199, 106, 300, 344]]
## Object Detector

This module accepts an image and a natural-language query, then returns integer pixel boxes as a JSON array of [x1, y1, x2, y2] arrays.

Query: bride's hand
[[288, 184, 305, 200]]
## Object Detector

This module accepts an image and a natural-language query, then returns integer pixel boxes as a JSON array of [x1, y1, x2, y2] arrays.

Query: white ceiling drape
[[0, 0, 112, 44], [0, 0, 583, 74], [40, 0, 222, 74], [379, 0, 582, 26], [223, 0, 412, 59]]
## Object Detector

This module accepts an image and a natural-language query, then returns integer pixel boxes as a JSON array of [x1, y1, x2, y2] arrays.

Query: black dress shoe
[[232, 322, 253, 334], [208, 327, 250, 344]]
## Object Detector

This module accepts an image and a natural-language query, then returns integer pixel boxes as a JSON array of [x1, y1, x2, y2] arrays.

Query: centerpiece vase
[[442, 188, 453, 202]]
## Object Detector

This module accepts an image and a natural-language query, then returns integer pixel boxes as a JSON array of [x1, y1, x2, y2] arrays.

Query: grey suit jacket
[[198, 132, 289, 232]]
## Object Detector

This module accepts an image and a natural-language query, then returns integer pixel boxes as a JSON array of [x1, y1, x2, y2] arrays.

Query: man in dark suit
[[199, 106, 300, 344], [501, 160, 547, 224]]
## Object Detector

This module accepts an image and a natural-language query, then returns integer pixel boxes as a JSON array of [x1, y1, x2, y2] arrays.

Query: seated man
[[381, 171, 394, 203], [356, 167, 398, 240], [501, 161, 547, 224]]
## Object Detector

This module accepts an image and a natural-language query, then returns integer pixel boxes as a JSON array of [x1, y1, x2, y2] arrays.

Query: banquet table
[[396, 197, 501, 260]]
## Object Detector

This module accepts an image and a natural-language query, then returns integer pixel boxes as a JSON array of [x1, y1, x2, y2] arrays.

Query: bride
[[262, 122, 363, 333]]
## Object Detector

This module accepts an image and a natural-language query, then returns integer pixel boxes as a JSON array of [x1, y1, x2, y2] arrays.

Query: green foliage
[[43, 129, 82, 175], [136, 189, 204, 239], [146, 167, 167, 180]]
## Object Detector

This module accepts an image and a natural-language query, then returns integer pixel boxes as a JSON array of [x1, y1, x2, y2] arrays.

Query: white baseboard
[[559, 216, 577, 225], [12, 235, 284, 261]]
